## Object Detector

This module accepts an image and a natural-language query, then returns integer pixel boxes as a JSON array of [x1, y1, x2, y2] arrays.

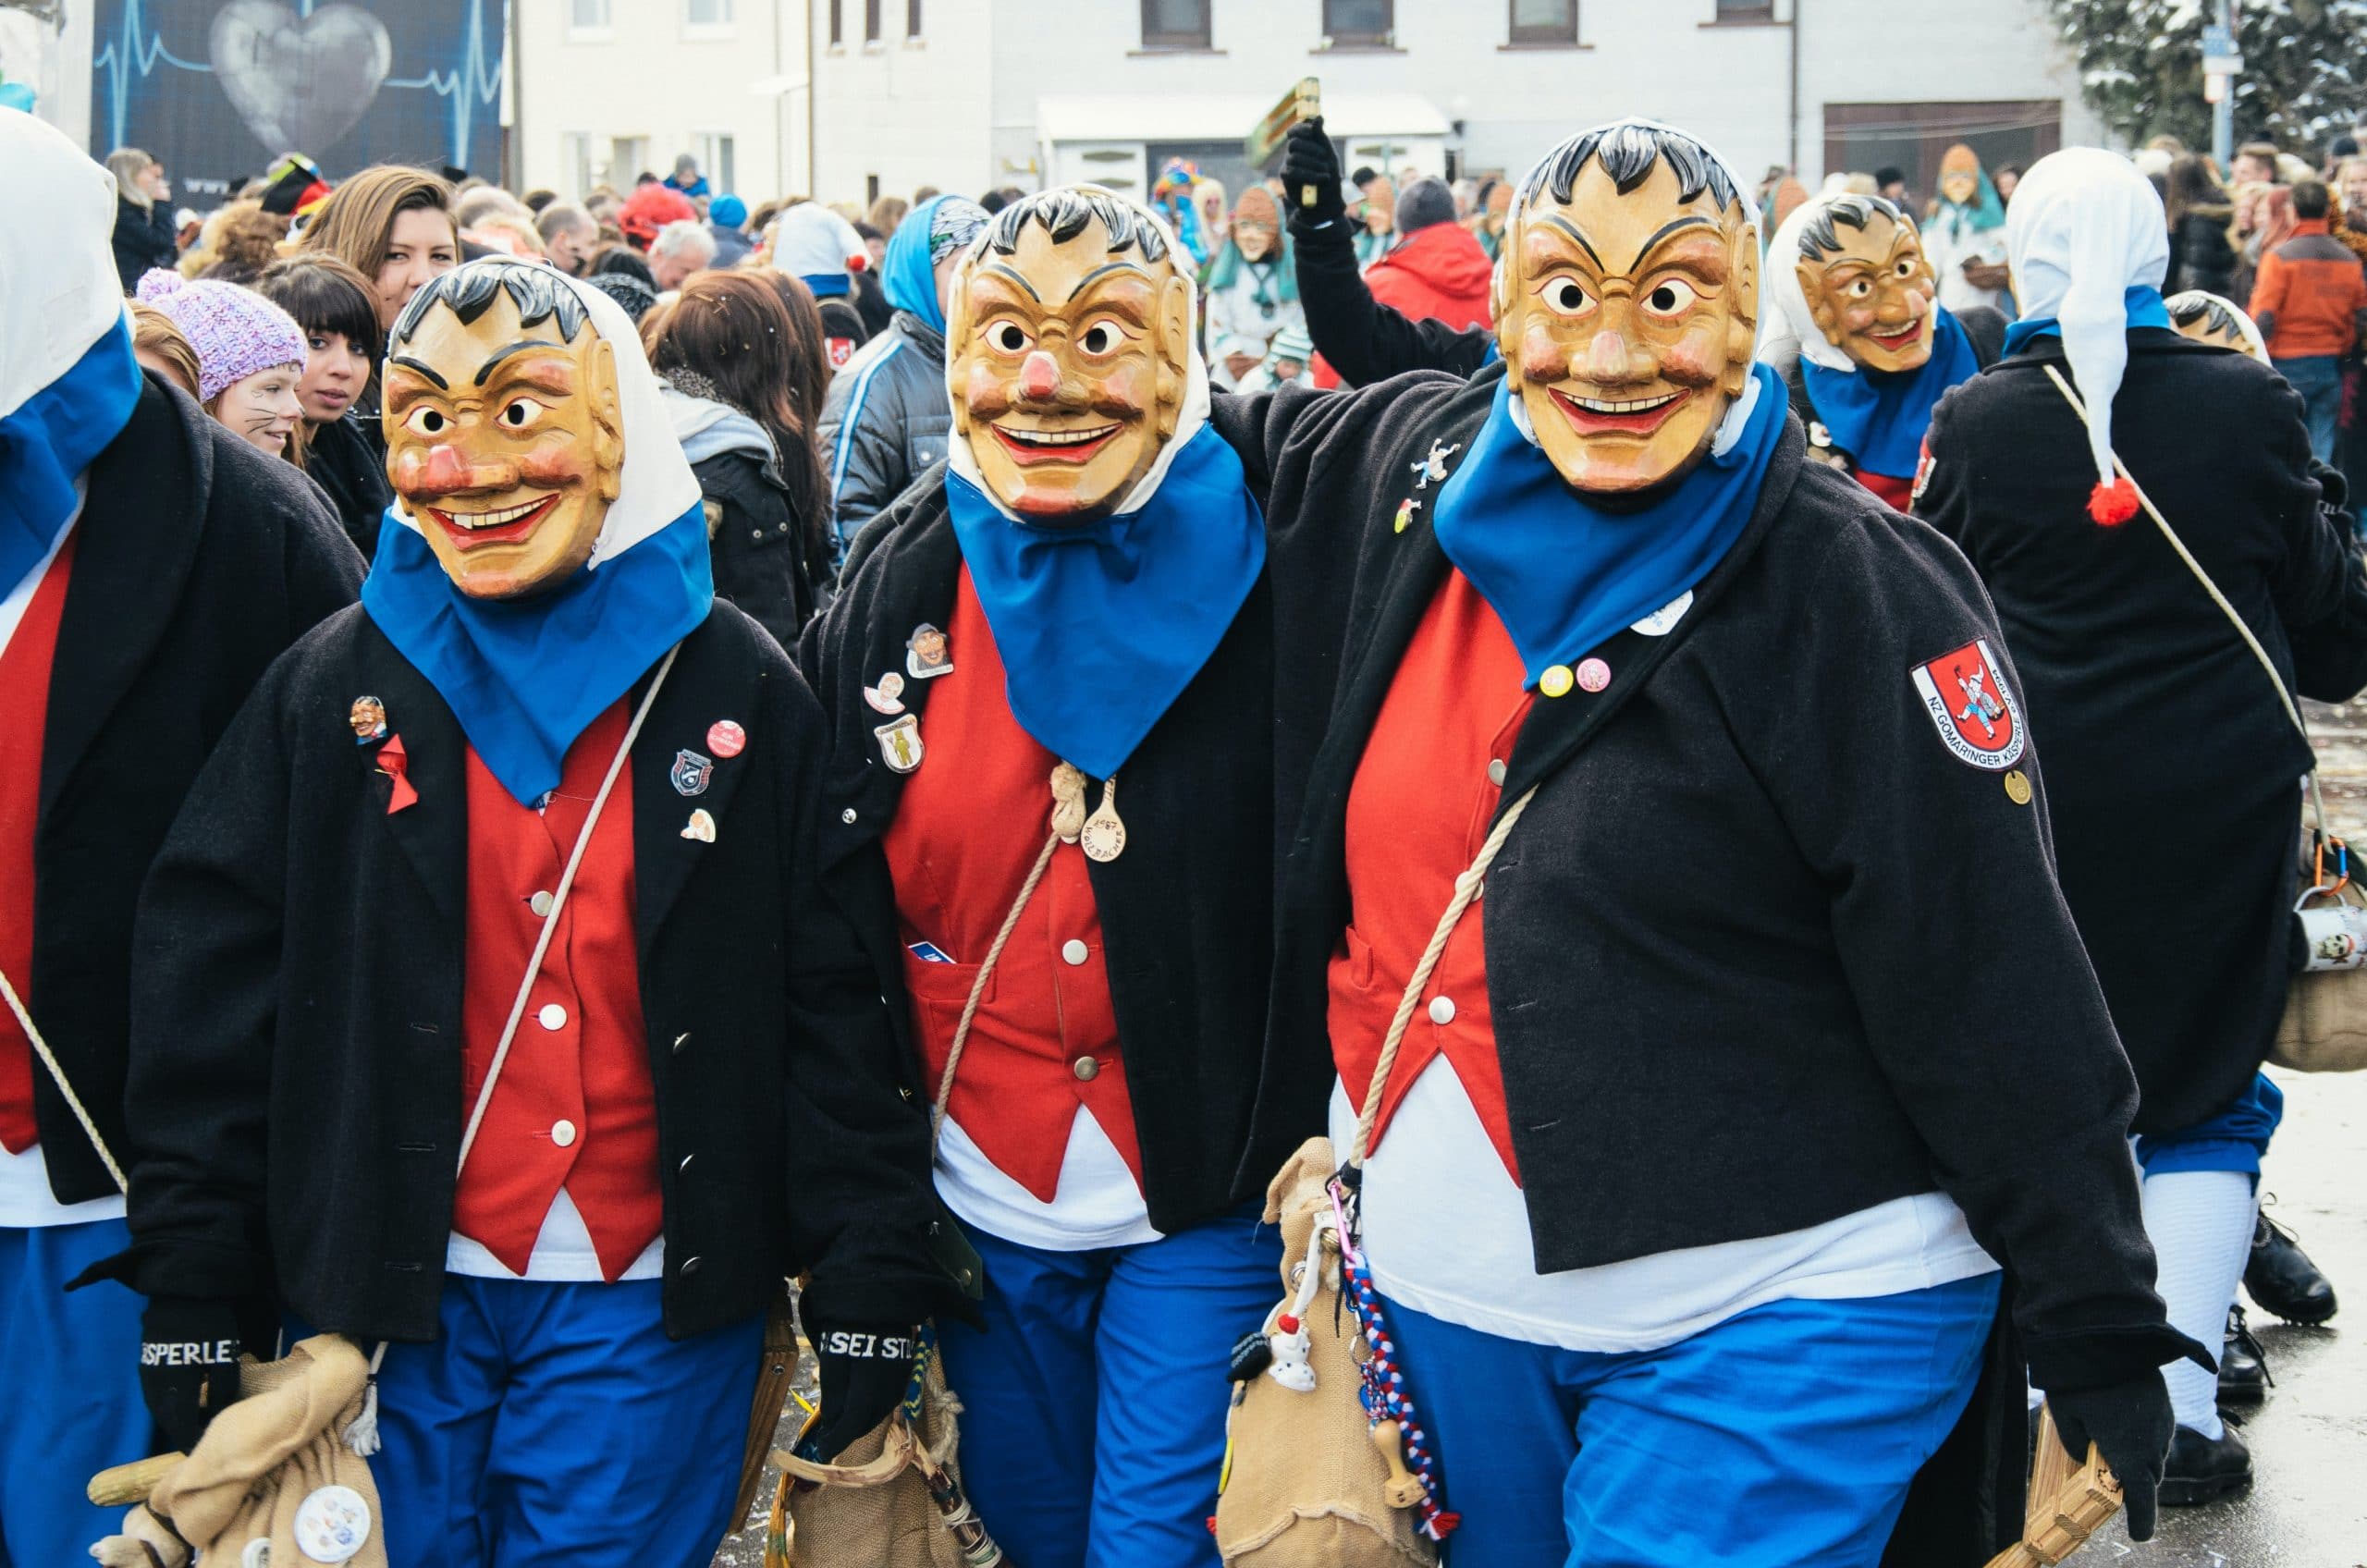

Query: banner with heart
[[208, 0, 392, 156]]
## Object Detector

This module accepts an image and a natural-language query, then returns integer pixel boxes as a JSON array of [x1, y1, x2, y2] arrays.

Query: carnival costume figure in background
[[1209, 119, 2205, 1565], [800, 185, 1378, 1568], [0, 111, 361, 1565], [1150, 160, 1210, 266], [1925, 143, 2013, 316], [1200, 186, 1305, 364], [1917, 150, 2367, 1506], [92, 257, 960, 1568], [1761, 191, 2008, 508]]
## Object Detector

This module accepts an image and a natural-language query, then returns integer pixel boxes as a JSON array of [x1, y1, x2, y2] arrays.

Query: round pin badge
[[2004, 770, 2032, 806], [292, 1483, 372, 1563], [1539, 665, 1576, 699], [242, 1539, 273, 1568], [1576, 658, 1612, 692], [706, 719, 746, 758]]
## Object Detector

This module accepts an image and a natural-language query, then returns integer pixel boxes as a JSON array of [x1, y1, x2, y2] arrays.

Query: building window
[[562, 132, 594, 198], [1713, 0, 1775, 20], [1141, 0, 1211, 49], [1322, 0, 1392, 46], [906, 0, 923, 37], [568, 0, 611, 35], [610, 136, 649, 188], [1509, 0, 1576, 43], [684, 0, 733, 31], [828, 0, 841, 45], [1822, 101, 2060, 203], [693, 132, 737, 194], [865, 0, 882, 43]]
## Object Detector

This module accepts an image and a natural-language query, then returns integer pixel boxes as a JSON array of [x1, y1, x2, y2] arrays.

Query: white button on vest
[[551, 1119, 578, 1147], [1061, 938, 1089, 966], [537, 1003, 568, 1030], [1487, 758, 1508, 787], [1428, 995, 1456, 1025], [529, 890, 555, 918]]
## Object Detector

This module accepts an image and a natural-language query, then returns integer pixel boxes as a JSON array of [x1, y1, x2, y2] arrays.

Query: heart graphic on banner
[[208, 0, 393, 155]]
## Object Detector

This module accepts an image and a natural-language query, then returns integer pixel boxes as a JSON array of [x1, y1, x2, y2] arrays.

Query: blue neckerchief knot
[[1432, 361, 1786, 688], [945, 423, 1265, 778], [0, 316, 142, 599], [1798, 306, 1981, 479]]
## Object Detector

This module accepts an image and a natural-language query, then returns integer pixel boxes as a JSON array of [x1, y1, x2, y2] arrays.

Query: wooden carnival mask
[[1495, 125, 1759, 494], [947, 189, 1194, 521], [384, 261, 623, 599], [1937, 145, 1981, 209], [2168, 292, 2269, 363], [1793, 198, 1937, 374]]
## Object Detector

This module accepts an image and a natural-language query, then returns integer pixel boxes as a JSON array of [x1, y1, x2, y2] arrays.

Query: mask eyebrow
[[979, 263, 1041, 301], [474, 338, 567, 386], [1630, 215, 1719, 270], [1533, 213, 1602, 269], [387, 355, 448, 390], [1065, 260, 1148, 300]]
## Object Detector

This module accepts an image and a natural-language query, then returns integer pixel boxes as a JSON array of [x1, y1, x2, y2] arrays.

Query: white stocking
[[2140, 1169, 2256, 1439]]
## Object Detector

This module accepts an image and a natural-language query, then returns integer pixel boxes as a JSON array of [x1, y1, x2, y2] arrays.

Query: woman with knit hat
[[1917, 147, 2367, 1508], [134, 270, 308, 460]]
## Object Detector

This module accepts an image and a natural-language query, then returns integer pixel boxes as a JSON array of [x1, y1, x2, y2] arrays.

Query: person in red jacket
[[1311, 178, 1491, 387]]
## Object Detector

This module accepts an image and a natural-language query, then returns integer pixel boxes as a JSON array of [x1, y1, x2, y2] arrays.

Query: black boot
[[2247, 1206, 2338, 1325], [2217, 1305, 2271, 1405], [2158, 1421, 2252, 1506]]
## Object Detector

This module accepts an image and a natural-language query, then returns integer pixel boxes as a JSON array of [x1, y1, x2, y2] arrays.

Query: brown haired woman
[[645, 270, 834, 638], [256, 253, 394, 557], [300, 166, 460, 337]]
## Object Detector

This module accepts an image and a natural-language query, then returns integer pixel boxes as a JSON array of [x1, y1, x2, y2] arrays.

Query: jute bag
[[2044, 366, 2367, 1073], [1213, 788, 1543, 1564]]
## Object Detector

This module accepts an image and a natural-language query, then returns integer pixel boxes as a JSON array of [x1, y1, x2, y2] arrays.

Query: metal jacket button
[[1073, 1056, 1100, 1082]]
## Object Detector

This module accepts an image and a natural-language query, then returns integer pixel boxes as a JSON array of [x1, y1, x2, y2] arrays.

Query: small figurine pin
[[905, 623, 953, 680], [1265, 1313, 1315, 1393], [1410, 440, 1460, 490], [864, 669, 908, 715], [349, 695, 387, 744], [1393, 496, 1421, 534], [681, 808, 717, 842], [874, 713, 924, 773]]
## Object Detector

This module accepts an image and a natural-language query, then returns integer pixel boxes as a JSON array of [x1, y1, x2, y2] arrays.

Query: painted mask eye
[[1538, 276, 1595, 317], [1077, 321, 1124, 357], [1895, 258, 1917, 278], [1846, 278, 1874, 300], [403, 405, 450, 436], [498, 397, 546, 430], [990, 322, 1030, 353], [1642, 278, 1701, 317]]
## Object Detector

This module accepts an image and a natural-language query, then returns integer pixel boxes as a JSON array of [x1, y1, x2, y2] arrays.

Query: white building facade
[[514, 0, 815, 203], [809, 0, 2107, 211]]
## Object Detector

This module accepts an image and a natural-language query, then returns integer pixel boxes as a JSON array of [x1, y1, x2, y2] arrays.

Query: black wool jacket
[[27, 374, 362, 1206], [1211, 364, 2193, 1394], [1919, 328, 2367, 1132], [1760, 304, 2008, 475], [796, 397, 1452, 1231], [88, 605, 963, 1342], [696, 447, 820, 645], [302, 410, 395, 561]]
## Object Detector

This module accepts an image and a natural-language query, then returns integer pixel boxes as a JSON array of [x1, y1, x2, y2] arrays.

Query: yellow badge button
[[2004, 770, 2032, 806], [1539, 665, 1575, 699]]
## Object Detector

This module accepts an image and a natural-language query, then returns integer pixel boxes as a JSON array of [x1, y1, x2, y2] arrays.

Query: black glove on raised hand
[[2049, 1372, 2177, 1541], [804, 1322, 921, 1463], [1281, 116, 1346, 228], [139, 1295, 243, 1452]]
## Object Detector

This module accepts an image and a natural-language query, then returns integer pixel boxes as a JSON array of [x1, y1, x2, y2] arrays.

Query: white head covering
[[2005, 147, 2169, 491], [384, 260, 704, 568], [1501, 118, 1766, 457], [772, 202, 866, 282], [1763, 191, 1908, 375], [943, 189, 1211, 521], [0, 108, 131, 423]]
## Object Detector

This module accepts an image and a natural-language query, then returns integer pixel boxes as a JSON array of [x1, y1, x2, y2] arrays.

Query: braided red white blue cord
[[1331, 1176, 1460, 1542]]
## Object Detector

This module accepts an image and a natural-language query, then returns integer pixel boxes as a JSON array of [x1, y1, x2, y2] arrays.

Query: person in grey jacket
[[816, 195, 987, 569]]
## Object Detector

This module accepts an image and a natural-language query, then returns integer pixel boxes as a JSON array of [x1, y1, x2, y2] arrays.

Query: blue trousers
[[0, 1218, 150, 1568], [2276, 355, 2345, 464], [934, 1206, 1279, 1568], [2135, 1071, 2284, 1180], [359, 1277, 758, 1568], [1387, 1274, 2002, 1568]]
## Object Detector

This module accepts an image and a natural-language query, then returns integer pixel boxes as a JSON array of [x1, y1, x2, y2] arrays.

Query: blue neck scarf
[[1, 316, 142, 599], [1798, 307, 1982, 478], [803, 273, 851, 300], [361, 502, 715, 804], [1432, 362, 1786, 688], [945, 423, 1265, 778], [2003, 285, 2171, 356]]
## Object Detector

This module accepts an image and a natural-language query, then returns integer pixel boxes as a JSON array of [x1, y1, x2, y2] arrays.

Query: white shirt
[[0, 505, 118, 1231], [446, 1189, 664, 1282], [1332, 1067, 1998, 1353], [936, 1106, 1161, 1253]]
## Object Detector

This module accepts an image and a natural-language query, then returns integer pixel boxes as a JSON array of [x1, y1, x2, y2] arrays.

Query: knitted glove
[[1282, 117, 1347, 228], [804, 1322, 921, 1463], [2050, 1372, 2176, 1541], [138, 1296, 242, 1452]]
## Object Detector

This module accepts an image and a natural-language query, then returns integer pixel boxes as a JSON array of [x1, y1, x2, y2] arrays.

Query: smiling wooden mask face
[[1796, 205, 1938, 374], [1495, 155, 1759, 495], [384, 269, 623, 599], [947, 197, 1192, 522]]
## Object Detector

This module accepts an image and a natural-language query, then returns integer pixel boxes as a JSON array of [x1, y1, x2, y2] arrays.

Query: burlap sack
[[1211, 1137, 1434, 1568], [768, 1352, 975, 1568]]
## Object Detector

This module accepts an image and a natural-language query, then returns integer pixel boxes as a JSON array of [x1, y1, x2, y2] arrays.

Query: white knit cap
[[2005, 147, 2169, 493]]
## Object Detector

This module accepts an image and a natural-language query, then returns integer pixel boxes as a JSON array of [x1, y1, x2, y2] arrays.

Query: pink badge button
[[1575, 658, 1612, 692], [706, 719, 746, 758]]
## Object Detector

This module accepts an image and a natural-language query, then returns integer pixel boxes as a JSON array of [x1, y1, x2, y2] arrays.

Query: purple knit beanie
[[135, 270, 309, 402]]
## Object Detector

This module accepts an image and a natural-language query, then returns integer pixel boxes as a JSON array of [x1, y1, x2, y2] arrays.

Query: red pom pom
[[1276, 1313, 1300, 1333], [2088, 476, 2139, 527]]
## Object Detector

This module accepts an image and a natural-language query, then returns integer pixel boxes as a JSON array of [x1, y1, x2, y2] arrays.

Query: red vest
[[1331, 570, 1529, 1181], [0, 535, 78, 1156], [1856, 468, 1915, 511], [452, 702, 662, 1278], [880, 571, 1140, 1202]]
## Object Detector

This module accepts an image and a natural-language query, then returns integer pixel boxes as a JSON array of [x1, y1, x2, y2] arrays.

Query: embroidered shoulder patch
[[1909, 638, 2025, 770], [1910, 444, 1937, 506]]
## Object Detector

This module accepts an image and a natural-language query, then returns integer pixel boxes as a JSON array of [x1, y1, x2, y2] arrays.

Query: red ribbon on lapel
[[376, 734, 419, 814]]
